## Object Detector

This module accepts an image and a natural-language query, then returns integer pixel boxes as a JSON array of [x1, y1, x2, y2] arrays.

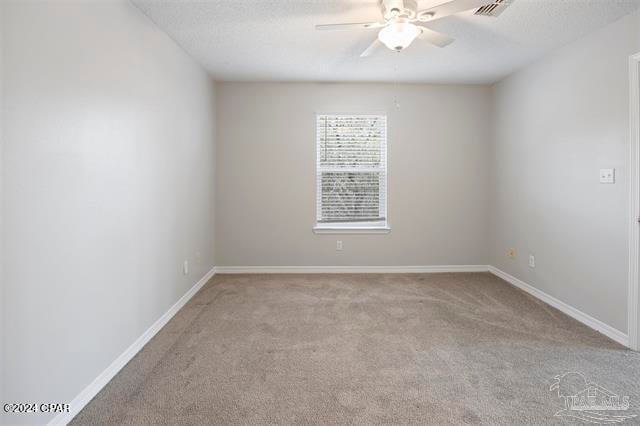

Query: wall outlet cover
[[599, 168, 615, 184]]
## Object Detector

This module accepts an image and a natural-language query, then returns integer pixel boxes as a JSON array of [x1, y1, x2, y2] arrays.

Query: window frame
[[313, 113, 390, 235]]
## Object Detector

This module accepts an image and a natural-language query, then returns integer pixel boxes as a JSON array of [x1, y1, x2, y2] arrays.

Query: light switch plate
[[599, 168, 615, 184]]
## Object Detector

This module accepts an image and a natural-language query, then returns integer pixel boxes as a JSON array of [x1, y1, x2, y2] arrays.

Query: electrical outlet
[[599, 168, 615, 184], [183, 260, 189, 275], [195, 251, 202, 264], [336, 240, 343, 251], [507, 248, 516, 259], [529, 254, 535, 268]]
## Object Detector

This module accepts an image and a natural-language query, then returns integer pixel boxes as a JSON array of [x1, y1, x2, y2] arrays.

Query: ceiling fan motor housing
[[381, 0, 418, 21]]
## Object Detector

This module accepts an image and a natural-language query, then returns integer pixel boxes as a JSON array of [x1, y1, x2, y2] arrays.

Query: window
[[315, 114, 389, 233]]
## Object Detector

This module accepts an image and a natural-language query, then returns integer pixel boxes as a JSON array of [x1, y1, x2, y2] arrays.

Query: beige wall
[[490, 11, 640, 334], [2, 1, 216, 423], [216, 83, 492, 267]]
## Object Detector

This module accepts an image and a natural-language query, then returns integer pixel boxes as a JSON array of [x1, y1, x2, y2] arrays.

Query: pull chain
[[393, 63, 400, 109]]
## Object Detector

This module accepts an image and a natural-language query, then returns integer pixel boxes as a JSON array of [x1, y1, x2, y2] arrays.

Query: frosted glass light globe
[[378, 21, 420, 52]]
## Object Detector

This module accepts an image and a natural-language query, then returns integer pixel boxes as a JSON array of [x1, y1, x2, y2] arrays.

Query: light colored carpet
[[72, 273, 640, 424]]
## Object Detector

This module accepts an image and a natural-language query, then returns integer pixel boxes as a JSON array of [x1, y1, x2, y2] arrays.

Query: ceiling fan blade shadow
[[416, 25, 455, 48]]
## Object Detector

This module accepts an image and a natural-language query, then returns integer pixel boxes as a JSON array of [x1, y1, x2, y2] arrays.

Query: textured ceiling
[[132, 0, 640, 84]]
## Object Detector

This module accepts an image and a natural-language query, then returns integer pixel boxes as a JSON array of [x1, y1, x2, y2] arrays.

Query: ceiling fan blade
[[417, 0, 494, 22], [315, 22, 386, 31], [416, 25, 455, 48], [360, 38, 383, 57]]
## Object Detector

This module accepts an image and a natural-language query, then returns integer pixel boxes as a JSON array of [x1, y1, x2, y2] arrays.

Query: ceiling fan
[[316, 0, 511, 56]]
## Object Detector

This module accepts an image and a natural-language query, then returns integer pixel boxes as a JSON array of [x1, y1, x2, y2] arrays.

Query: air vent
[[475, 0, 514, 17]]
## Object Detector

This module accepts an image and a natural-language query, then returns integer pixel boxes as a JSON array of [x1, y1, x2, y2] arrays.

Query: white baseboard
[[488, 266, 629, 347], [49, 267, 216, 426], [215, 265, 489, 274]]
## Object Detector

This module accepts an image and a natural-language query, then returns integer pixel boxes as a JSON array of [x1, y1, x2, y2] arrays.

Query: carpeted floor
[[72, 273, 640, 424]]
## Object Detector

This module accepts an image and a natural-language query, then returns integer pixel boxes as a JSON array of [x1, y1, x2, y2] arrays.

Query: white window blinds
[[316, 114, 387, 226]]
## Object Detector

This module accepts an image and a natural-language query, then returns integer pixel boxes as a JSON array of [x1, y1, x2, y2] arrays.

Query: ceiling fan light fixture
[[378, 21, 420, 52]]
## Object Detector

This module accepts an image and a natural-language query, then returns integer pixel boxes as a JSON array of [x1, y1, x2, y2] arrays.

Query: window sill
[[313, 226, 391, 235]]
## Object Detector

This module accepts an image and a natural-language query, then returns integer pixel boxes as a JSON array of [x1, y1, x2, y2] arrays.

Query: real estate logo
[[550, 372, 637, 424]]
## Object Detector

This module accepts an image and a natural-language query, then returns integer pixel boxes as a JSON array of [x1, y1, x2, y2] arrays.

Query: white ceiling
[[132, 0, 640, 84]]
